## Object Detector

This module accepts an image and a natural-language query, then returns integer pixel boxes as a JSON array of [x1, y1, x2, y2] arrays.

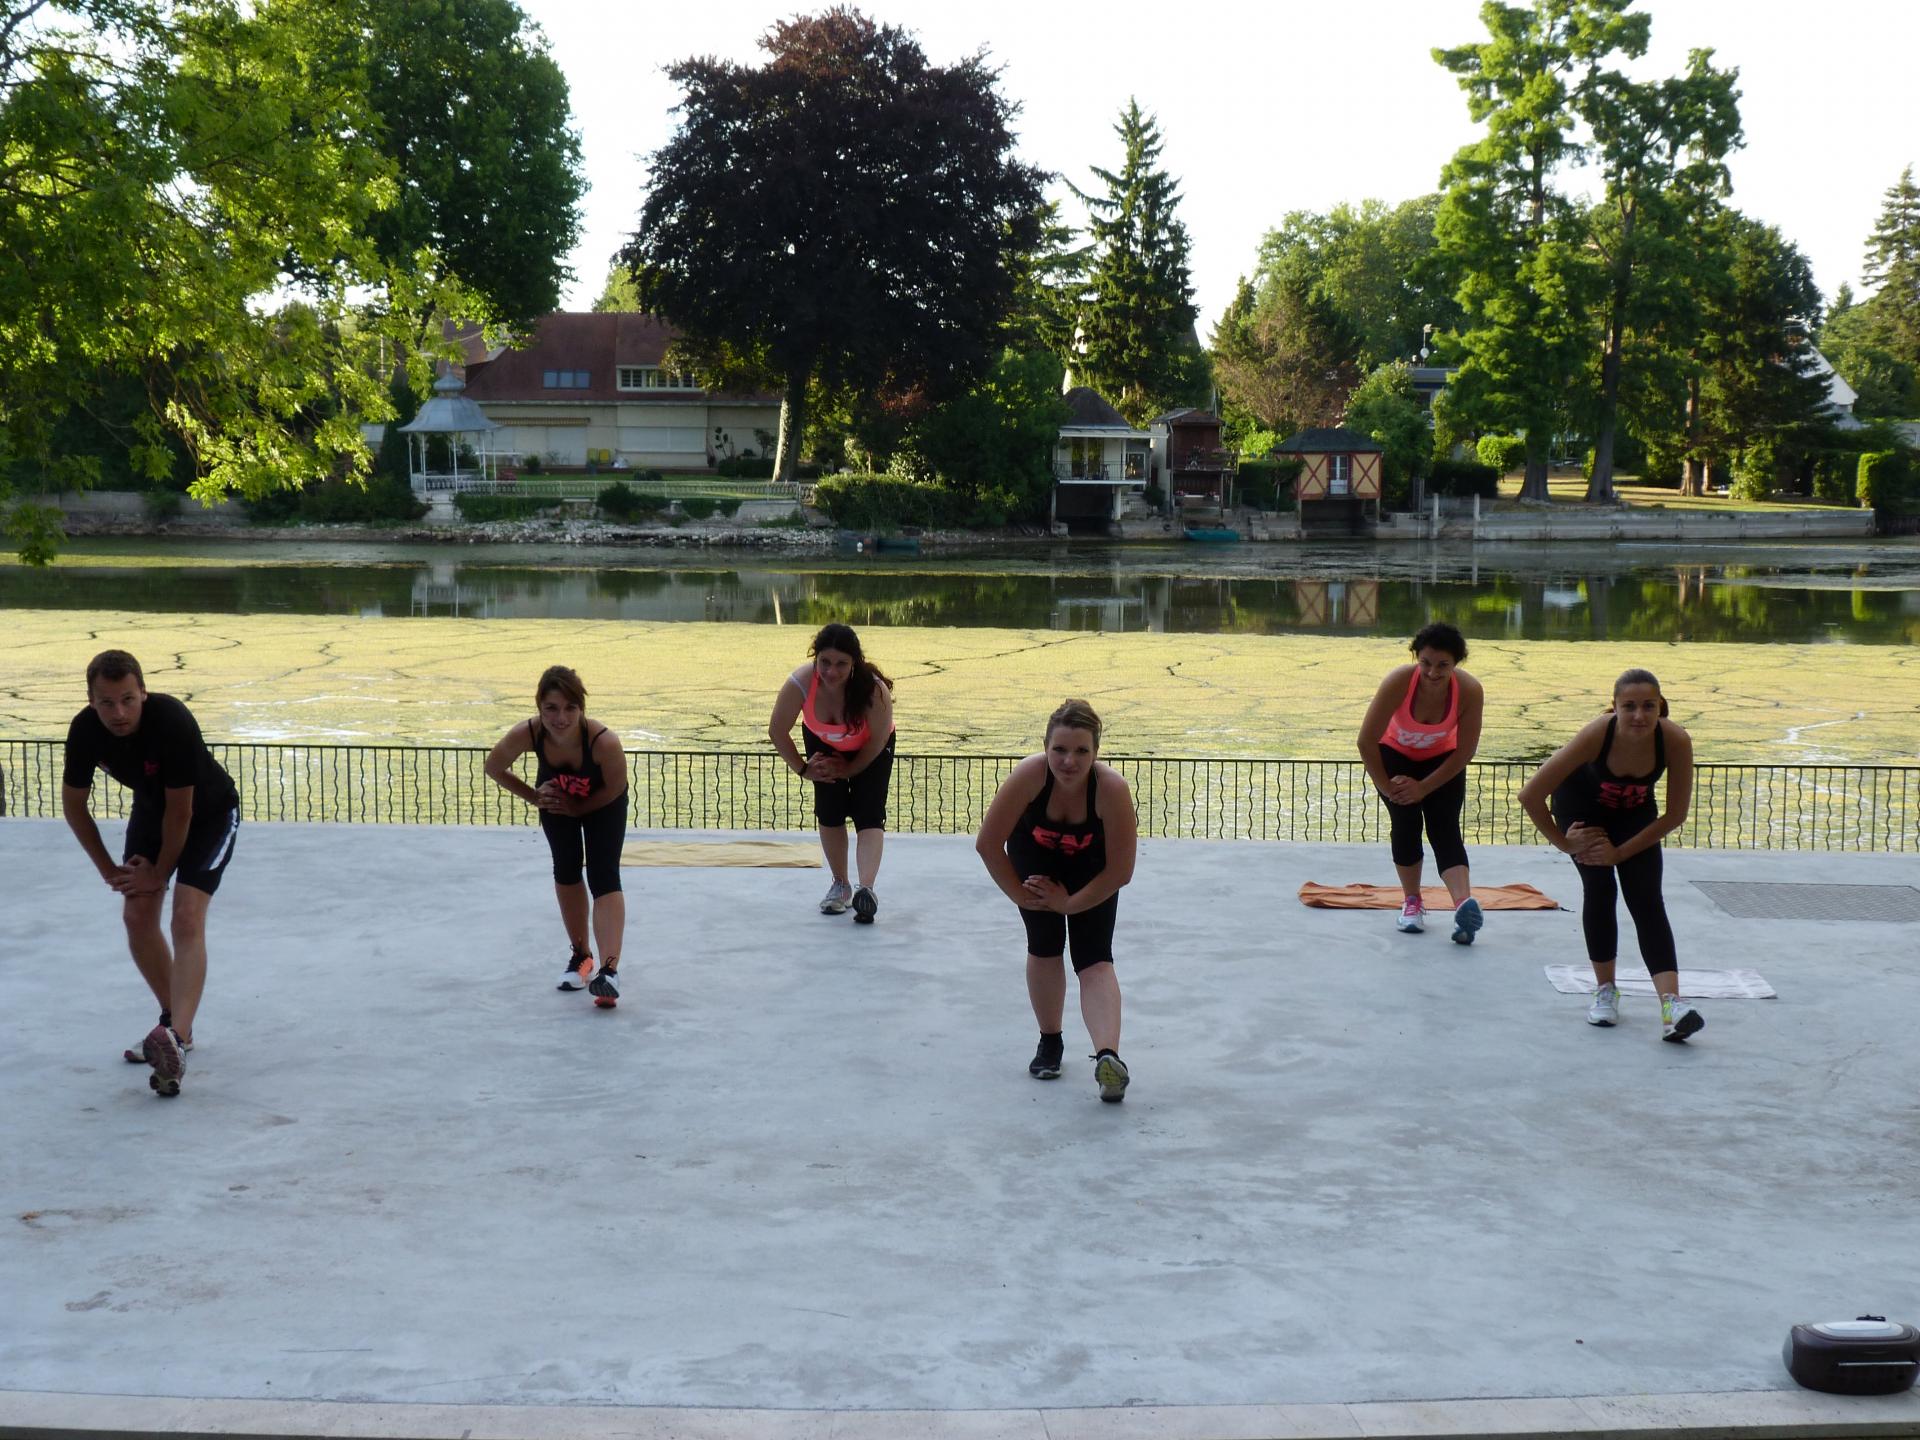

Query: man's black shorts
[[124, 803, 240, 897]]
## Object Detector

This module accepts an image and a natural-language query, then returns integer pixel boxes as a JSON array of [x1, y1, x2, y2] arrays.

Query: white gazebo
[[398, 372, 503, 492]]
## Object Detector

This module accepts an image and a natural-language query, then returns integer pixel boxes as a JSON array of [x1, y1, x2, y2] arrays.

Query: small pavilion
[[398, 372, 502, 493]]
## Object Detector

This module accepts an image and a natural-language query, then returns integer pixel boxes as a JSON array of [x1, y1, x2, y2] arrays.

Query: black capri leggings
[[1552, 797, 1677, 976], [803, 728, 895, 831], [1380, 748, 1469, 873], [540, 790, 629, 898], [1006, 835, 1117, 973]]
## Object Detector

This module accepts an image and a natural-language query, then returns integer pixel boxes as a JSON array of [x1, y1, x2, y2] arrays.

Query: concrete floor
[[3, 821, 1918, 1427]]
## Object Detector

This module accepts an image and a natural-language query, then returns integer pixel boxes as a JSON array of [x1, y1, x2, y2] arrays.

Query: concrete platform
[[3, 822, 1917, 1437]]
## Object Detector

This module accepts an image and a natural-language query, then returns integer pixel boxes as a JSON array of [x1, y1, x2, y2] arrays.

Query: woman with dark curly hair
[[1357, 621, 1486, 944], [768, 623, 897, 923]]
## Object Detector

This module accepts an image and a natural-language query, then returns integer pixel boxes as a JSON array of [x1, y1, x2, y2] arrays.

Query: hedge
[[244, 478, 427, 525], [1427, 458, 1500, 498], [1235, 456, 1302, 510], [452, 493, 560, 522], [716, 455, 776, 479], [1857, 450, 1914, 510], [810, 474, 973, 529]]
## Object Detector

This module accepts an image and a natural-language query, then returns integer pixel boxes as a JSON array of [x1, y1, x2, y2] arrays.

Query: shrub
[[1235, 456, 1302, 510], [1731, 440, 1780, 502], [453, 493, 559, 522], [1427, 458, 1500, 498], [716, 454, 776, 479], [716, 498, 742, 518], [810, 473, 971, 530], [142, 490, 183, 520], [243, 478, 426, 525], [1476, 434, 1527, 474], [680, 497, 718, 520], [521, 454, 542, 474], [597, 481, 665, 520], [1142, 482, 1166, 512], [1858, 450, 1915, 510]]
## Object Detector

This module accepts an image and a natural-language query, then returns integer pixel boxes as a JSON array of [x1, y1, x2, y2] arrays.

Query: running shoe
[[1587, 982, 1620, 1027], [1660, 994, 1704, 1043], [126, 1011, 186, 1064], [1029, 1033, 1064, 1080], [588, 966, 620, 1009], [851, 885, 878, 925], [557, 948, 594, 991], [1093, 1051, 1130, 1103], [1450, 896, 1484, 946], [143, 1025, 186, 1097], [819, 880, 853, 915], [1396, 896, 1426, 933]]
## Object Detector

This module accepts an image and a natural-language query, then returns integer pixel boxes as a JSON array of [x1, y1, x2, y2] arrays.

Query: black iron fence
[[2, 740, 1914, 851]]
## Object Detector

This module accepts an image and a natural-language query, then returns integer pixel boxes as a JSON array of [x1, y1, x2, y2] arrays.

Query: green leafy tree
[[1071, 98, 1207, 423], [1434, 0, 1646, 500], [1581, 47, 1743, 499], [912, 349, 1070, 519], [1820, 286, 1920, 419], [617, 8, 1046, 485], [1, 0, 482, 563], [363, 0, 584, 330], [1344, 362, 1431, 504]]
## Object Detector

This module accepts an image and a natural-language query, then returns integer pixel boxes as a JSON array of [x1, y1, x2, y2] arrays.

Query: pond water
[[6, 537, 1920, 644]]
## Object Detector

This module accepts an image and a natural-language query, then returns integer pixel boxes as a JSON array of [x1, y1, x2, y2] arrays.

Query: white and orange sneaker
[[557, 947, 594, 991]]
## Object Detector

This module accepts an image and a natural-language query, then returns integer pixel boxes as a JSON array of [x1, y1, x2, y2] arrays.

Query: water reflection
[[6, 542, 1920, 643]]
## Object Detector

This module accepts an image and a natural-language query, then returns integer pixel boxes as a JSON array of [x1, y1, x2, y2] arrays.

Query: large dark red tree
[[617, 8, 1046, 483]]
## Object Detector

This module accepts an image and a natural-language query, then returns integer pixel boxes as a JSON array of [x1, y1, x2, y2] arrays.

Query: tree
[[910, 349, 1070, 519], [1433, 0, 1646, 500], [1071, 99, 1206, 424], [617, 8, 1046, 486], [1580, 47, 1742, 499], [1343, 362, 1431, 504], [362, 0, 584, 330], [1209, 275, 1360, 437], [1, 0, 475, 563], [1860, 165, 1920, 371]]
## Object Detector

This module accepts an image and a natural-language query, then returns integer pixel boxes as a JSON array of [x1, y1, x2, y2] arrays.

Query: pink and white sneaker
[[1396, 895, 1427, 934]]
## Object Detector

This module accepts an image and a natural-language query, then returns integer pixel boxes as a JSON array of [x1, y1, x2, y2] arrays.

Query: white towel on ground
[[1544, 965, 1777, 999]]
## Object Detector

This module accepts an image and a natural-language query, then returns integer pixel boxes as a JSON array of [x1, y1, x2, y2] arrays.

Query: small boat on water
[[1183, 526, 1240, 543]]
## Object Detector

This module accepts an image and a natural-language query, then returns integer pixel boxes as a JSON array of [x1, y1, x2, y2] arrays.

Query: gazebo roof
[[399, 373, 499, 435]]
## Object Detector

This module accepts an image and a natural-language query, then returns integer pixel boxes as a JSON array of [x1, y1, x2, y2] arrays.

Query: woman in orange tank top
[[1356, 621, 1486, 943], [768, 623, 896, 923]]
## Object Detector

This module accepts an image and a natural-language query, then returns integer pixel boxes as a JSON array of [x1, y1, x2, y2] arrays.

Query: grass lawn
[[1493, 472, 1847, 512], [4, 611, 1915, 764]]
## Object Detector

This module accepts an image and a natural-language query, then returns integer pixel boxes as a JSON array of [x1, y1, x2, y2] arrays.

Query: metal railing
[[4, 741, 1915, 851]]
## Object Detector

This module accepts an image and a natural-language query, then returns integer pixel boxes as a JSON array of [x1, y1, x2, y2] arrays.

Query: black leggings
[[540, 791, 628, 897], [1554, 799, 1677, 976], [1380, 748, 1469, 873]]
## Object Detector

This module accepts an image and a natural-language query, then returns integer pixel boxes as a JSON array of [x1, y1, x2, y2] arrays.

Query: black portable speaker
[[1783, 1316, 1920, 1395]]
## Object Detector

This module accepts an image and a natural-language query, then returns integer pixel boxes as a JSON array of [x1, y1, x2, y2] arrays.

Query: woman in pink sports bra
[[1356, 621, 1486, 944], [768, 623, 896, 922]]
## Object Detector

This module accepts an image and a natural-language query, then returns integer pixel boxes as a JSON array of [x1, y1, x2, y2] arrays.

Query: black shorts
[[124, 802, 240, 897], [1018, 894, 1119, 973], [803, 728, 894, 831]]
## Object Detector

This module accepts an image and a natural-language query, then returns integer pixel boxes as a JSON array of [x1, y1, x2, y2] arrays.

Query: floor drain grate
[[1691, 881, 1920, 922]]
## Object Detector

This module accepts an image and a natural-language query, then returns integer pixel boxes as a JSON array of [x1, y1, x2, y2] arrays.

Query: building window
[[1328, 454, 1351, 495], [618, 366, 695, 391], [543, 370, 591, 389], [1125, 448, 1146, 480]]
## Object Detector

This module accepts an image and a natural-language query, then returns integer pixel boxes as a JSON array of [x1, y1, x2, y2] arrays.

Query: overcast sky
[[518, 0, 1919, 337]]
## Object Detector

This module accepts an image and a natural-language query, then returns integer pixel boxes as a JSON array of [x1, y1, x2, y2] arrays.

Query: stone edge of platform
[[3, 1387, 1919, 1440]]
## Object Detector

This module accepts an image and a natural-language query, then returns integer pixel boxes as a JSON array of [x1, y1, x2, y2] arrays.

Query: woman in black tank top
[[1518, 669, 1703, 1043], [977, 700, 1139, 1102], [485, 666, 631, 1008]]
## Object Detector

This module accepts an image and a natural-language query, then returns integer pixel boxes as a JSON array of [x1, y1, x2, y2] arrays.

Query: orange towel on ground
[[1298, 882, 1562, 911]]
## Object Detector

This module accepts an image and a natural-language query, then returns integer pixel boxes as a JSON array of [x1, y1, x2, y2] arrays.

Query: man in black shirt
[[62, 650, 239, 1097]]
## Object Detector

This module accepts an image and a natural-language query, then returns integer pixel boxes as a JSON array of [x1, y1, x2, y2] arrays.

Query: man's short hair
[[86, 649, 145, 692]]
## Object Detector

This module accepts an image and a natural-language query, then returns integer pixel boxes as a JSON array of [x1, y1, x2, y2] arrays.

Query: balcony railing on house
[[4, 741, 1915, 852]]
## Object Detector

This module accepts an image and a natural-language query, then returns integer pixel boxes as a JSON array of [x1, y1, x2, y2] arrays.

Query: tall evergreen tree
[[1071, 99, 1204, 424], [1861, 165, 1920, 373], [1433, 0, 1645, 500]]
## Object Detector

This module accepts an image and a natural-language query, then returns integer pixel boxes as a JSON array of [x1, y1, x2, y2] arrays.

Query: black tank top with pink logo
[[1008, 767, 1107, 884], [531, 719, 609, 801], [1567, 716, 1665, 817]]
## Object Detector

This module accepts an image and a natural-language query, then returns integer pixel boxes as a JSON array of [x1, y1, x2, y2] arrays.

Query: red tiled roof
[[460, 313, 775, 404]]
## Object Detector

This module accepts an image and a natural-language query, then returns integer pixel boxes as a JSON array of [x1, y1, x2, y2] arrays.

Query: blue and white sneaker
[[1450, 896, 1485, 946]]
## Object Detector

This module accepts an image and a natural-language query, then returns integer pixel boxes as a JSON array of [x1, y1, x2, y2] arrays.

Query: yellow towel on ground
[[620, 840, 821, 868]]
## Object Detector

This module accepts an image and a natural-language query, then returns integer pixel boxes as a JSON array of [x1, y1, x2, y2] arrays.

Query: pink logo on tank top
[[1598, 781, 1650, 809], [1389, 724, 1448, 751], [551, 773, 591, 798], [1032, 827, 1093, 856]]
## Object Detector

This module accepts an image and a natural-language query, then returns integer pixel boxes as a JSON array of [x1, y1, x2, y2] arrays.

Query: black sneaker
[[588, 966, 620, 1010], [557, 948, 593, 991], [1029, 1034, 1065, 1080], [851, 886, 878, 925], [1093, 1051, 1129, 1103]]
